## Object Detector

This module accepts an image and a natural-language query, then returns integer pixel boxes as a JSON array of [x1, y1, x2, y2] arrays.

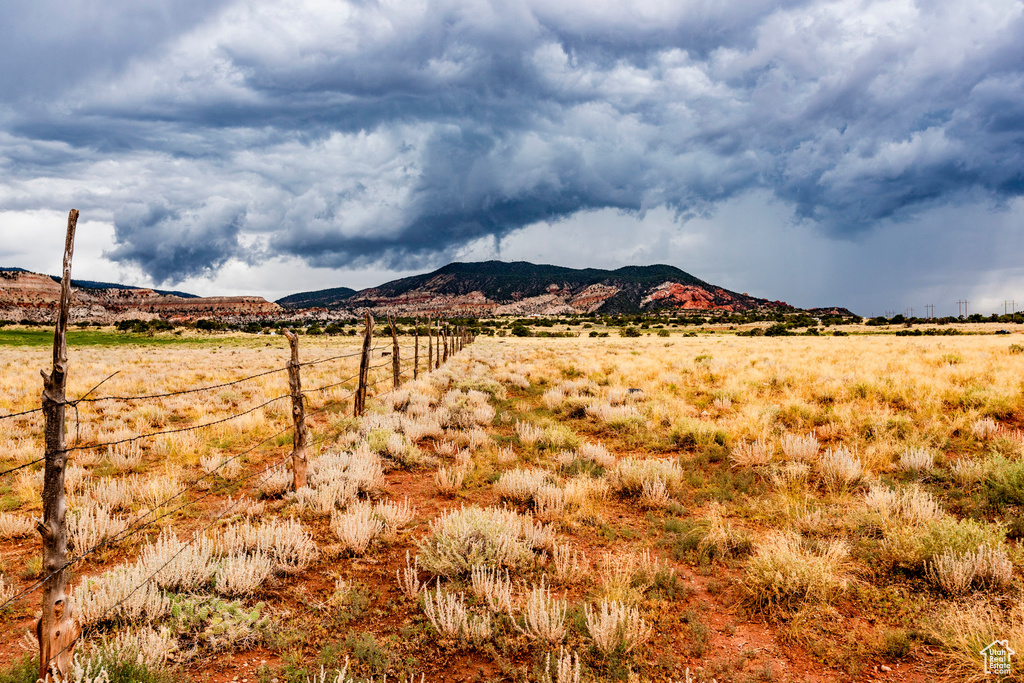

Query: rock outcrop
[[0, 269, 280, 323]]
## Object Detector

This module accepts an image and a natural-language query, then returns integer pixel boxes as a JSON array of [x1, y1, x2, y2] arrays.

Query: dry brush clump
[[331, 502, 385, 556], [512, 578, 567, 644], [742, 531, 849, 614], [584, 597, 651, 655], [470, 564, 515, 613], [421, 583, 492, 642], [416, 506, 555, 577], [608, 457, 683, 499]]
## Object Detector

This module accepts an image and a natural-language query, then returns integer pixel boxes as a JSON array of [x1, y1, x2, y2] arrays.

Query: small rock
[[880, 664, 892, 672]]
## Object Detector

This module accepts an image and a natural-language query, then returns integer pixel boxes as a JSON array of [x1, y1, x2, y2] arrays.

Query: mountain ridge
[[279, 260, 789, 316]]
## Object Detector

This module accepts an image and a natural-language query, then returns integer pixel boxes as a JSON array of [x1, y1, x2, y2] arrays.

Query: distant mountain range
[[0, 261, 854, 322], [277, 261, 792, 316], [276, 286, 357, 309]]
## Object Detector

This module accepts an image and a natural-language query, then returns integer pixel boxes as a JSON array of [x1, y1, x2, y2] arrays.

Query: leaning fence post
[[355, 313, 374, 416], [413, 318, 419, 380], [442, 324, 449, 363], [427, 319, 433, 372], [37, 209, 81, 681], [282, 330, 308, 490], [389, 315, 400, 390]]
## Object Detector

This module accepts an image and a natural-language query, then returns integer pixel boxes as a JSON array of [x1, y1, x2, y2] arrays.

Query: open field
[[2, 331, 1024, 682]]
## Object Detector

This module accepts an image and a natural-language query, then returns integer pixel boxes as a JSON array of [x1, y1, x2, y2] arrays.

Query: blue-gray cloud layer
[[1, 0, 1022, 283]]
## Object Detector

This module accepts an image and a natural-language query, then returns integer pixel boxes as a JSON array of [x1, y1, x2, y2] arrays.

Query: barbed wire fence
[[0, 211, 478, 679]]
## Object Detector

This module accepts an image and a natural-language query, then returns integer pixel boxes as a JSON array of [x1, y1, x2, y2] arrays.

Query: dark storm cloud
[[1, 0, 1022, 283]]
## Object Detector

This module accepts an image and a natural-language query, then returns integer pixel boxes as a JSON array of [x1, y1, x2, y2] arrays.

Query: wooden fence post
[[37, 209, 81, 681], [413, 318, 419, 380], [355, 313, 374, 416], [427, 319, 433, 372], [282, 330, 307, 491], [434, 321, 440, 369], [442, 324, 449, 363], [389, 315, 400, 390]]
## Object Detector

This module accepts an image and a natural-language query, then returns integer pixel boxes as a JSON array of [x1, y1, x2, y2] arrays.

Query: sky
[[0, 0, 1022, 316]]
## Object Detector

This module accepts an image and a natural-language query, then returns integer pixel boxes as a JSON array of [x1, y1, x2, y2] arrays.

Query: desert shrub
[[470, 564, 514, 613], [215, 552, 274, 596], [421, 584, 491, 642], [881, 517, 1007, 574], [576, 442, 616, 469], [366, 430, 425, 470], [495, 468, 556, 505], [438, 389, 495, 429], [817, 447, 864, 492], [70, 641, 178, 683], [669, 419, 729, 450], [971, 418, 999, 440], [216, 518, 318, 573], [780, 433, 819, 463], [730, 438, 773, 468], [374, 497, 416, 533], [984, 456, 1024, 507], [76, 563, 170, 629], [299, 446, 384, 513], [540, 424, 581, 451], [416, 506, 553, 577], [139, 532, 217, 592], [899, 447, 935, 472], [68, 504, 130, 555], [861, 483, 944, 531], [694, 504, 753, 564], [927, 545, 1013, 595], [743, 531, 848, 613], [0, 513, 34, 539], [515, 420, 544, 445], [583, 598, 651, 655], [512, 578, 567, 644], [0, 574, 15, 609], [608, 457, 683, 498], [540, 648, 582, 683], [331, 503, 385, 556]]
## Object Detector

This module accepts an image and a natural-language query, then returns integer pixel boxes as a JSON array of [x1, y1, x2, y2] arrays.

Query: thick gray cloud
[[0, 0, 1022, 290]]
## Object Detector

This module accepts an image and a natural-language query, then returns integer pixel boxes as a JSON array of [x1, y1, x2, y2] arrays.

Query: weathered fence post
[[442, 324, 449, 363], [389, 315, 400, 390], [282, 330, 307, 490], [355, 313, 374, 416], [434, 321, 440, 369], [37, 209, 81, 681], [413, 318, 419, 380], [427, 319, 433, 372]]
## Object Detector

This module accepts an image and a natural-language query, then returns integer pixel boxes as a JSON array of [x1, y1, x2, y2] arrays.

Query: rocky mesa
[[0, 268, 281, 323]]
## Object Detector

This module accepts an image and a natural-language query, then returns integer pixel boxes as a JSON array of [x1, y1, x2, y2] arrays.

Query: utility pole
[[925, 304, 934, 320], [957, 300, 970, 318]]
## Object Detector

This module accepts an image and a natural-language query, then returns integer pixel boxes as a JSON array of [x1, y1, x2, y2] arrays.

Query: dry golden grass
[[2, 329, 1024, 681]]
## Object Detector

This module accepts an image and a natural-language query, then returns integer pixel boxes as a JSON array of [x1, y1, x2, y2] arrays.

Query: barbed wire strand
[[31, 374, 395, 670], [1, 372, 386, 610], [37, 445, 306, 673]]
